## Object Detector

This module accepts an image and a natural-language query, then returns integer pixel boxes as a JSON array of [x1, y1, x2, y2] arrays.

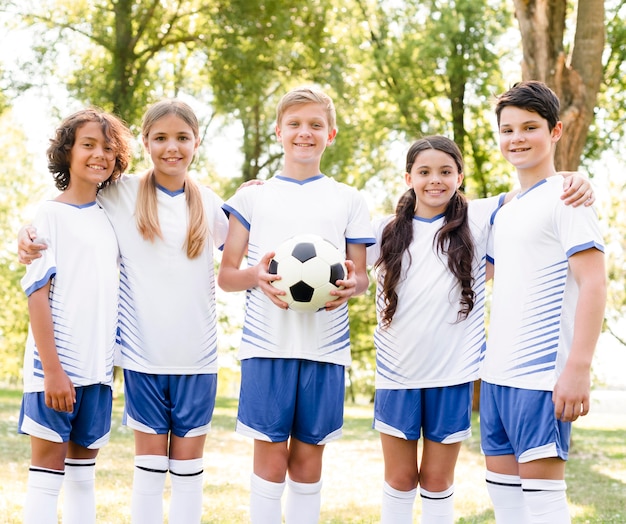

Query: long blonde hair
[[135, 99, 208, 259]]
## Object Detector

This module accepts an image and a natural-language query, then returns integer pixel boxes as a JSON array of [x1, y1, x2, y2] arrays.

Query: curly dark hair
[[375, 136, 475, 327], [47, 108, 132, 191]]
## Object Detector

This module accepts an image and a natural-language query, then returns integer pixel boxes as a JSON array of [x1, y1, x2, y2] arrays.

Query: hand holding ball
[[268, 234, 347, 312]]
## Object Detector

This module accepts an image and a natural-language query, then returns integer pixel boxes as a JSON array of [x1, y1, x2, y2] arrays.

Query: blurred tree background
[[0, 0, 624, 396]]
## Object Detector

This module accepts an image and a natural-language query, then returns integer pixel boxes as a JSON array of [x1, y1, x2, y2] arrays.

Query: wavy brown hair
[[47, 108, 131, 191], [135, 99, 208, 259], [375, 136, 475, 327]]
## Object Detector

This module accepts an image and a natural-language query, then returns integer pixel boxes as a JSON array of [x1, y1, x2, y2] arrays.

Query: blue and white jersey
[[368, 196, 501, 389], [482, 175, 604, 391], [21, 201, 119, 392], [223, 174, 375, 366], [98, 175, 228, 374]]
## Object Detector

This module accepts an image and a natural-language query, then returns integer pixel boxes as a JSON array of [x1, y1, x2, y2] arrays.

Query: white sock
[[485, 470, 530, 524], [381, 481, 416, 524], [250, 473, 285, 524], [131, 455, 168, 524], [522, 479, 570, 524], [168, 458, 204, 524], [420, 485, 455, 524], [285, 478, 322, 524], [62, 458, 96, 524], [24, 466, 64, 524]]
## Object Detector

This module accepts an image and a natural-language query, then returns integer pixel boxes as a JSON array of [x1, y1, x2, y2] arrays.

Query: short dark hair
[[495, 81, 560, 131], [47, 108, 132, 191]]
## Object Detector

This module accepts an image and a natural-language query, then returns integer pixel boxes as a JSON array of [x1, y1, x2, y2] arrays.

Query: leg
[[418, 439, 461, 524], [132, 432, 169, 524], [380, 433, 418, 524], [519, 458, 570, 524], [168, 434, 208, 524], [26, 437, 68, 524], [251, 440, 289, 524], [62, 442, 99, 524], [485, 454, 530, 524], [285, 438, 325, 524]]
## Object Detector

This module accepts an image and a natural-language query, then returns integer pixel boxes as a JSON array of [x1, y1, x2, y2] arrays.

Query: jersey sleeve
[[20, 205, 57, 297], [204, 187, 229, 250], [222, 184, 258, 231], [556, 201, 605, 257], [366, 215, 392, 266], [345, 187, 376, 247]]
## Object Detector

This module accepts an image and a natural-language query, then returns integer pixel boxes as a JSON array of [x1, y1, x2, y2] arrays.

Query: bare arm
[[28, 283, 76, 412], [552, 248, 606, 422], [217, 215, 289, 309]]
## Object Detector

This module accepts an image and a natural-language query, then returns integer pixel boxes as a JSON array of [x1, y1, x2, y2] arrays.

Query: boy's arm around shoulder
[[552, 247, 606, 422]]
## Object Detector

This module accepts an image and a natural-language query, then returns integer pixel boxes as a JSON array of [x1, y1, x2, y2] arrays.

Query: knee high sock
[[168, 458, 204, 524], [420, 485, 455, 524], [285, 478, 322, 524], [24, 466, 64, 524], [485, 470, 530, 524], [62, 458, 96, 524], [250, 473, 285, 524], [380, 481, 416, 524], [522, 479, 570, 524], [131, 455, 168, 524]]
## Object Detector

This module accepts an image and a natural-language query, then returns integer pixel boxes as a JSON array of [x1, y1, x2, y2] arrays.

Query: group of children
[[17, 81, 605, 524]]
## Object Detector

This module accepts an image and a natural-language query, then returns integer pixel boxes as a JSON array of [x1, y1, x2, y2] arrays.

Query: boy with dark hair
[[480, 80, 606, 523]]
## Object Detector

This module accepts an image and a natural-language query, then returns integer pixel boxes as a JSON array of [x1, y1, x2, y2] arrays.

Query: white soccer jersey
[[367, 196, 502, 389], [223, 174, 375, 366], [98, 175, 228, 374], [21, 201, 119, 392], [482, 176, 605, 391]]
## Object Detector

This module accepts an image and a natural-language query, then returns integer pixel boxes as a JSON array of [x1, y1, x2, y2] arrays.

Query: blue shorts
[[19, 384, 112, 448], [237, 358, 345, 445], [123, 370, 217, 438], [479, 381, 571, 462], [373, 382, 473, 443]]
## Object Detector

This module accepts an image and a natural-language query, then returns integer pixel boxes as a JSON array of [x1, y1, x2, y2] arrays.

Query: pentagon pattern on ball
[[268, 234, 347, 313]]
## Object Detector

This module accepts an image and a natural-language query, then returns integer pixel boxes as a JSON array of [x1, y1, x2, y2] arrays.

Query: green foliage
[[584, 1, 626, 168], [1, 0, 624, 389], [11, 0, 217, 126], [0, 113, 45, 384]]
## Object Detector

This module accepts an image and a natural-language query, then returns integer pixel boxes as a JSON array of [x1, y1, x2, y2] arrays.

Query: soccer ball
[[268, 234, 347, 312]]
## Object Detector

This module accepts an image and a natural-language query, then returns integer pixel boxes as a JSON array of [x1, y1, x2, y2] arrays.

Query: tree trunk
[[513, 0, 605, 170]]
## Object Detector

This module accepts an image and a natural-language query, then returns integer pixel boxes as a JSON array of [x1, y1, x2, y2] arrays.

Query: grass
[[0, 388, 624, 523]]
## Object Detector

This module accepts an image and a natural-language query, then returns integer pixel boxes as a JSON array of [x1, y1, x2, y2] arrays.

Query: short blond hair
[[276, 86, 337, 131]]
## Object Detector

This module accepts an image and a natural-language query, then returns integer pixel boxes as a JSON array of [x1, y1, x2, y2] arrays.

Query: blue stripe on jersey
[[275, 174, 324, 185], [566, 240, 604, 257], [222, 204, 250, 230], [23, 267, 56, 296], [346, 236, 377, 247], [505, 260, 567, 378]]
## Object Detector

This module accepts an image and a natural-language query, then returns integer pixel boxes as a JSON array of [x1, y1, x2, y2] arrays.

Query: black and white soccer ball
[[268, 234, 347, 312]]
